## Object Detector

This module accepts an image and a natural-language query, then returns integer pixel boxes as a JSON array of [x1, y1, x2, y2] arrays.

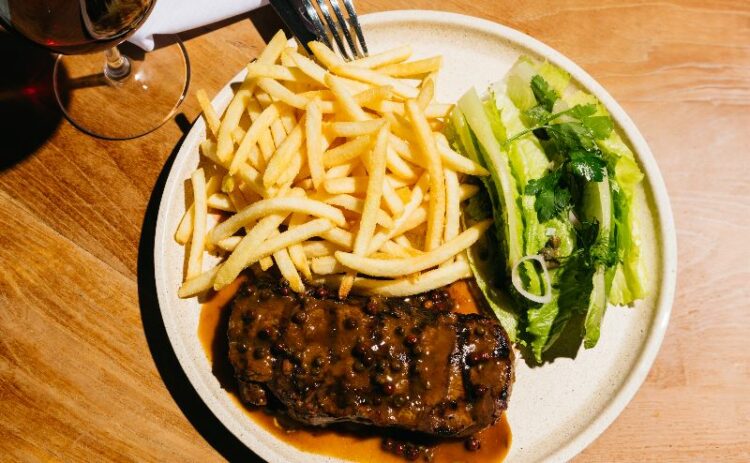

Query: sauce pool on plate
[[198, 278, 511, 463]]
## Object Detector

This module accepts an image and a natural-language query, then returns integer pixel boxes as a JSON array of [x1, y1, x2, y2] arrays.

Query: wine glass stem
[[104, 46, 132, 82]]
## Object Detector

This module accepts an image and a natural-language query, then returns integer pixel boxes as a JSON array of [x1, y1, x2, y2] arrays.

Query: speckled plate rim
[[154, 10, 677, 463]]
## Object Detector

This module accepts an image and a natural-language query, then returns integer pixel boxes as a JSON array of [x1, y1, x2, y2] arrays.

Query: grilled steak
[[227, 277, 514, 438]]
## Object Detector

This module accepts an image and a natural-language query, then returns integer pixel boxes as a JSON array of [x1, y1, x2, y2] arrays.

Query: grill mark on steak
[[227, 277, 514, 438]]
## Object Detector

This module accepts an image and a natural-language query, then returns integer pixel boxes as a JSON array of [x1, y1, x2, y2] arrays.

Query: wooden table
[[1, 1, 748, 461]]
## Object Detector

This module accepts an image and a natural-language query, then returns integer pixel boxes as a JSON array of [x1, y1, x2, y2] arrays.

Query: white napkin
[[129, 0, 268, 51]]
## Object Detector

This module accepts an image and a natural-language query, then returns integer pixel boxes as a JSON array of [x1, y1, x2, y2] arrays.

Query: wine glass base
[[54, 38, 190, 140]]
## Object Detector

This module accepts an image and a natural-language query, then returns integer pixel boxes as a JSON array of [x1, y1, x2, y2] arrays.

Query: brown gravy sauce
[[198, 278, 511, 463]]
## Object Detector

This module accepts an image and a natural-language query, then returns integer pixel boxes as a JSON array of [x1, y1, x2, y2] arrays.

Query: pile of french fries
[[176, 30, 491, 299]]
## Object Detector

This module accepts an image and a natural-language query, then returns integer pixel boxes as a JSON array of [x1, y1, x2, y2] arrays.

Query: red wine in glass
[[0, 0, 155, 55], [0, 0, 190, 139]]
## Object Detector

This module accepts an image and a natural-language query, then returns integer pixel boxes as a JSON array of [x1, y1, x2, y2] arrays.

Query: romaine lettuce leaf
[[564, 86, 648, 305], [538, 61, 571, 95], [457, 88, 525, 269], [600, 136, 647, 303], [581, 176, 613, 348], [466, 227, 520, 342]]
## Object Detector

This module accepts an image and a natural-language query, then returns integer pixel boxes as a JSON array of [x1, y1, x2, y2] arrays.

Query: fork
[[269, 0, 369, 60]]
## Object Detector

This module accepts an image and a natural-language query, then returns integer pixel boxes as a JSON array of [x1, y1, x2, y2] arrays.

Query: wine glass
[[0, 0, 189, 140]]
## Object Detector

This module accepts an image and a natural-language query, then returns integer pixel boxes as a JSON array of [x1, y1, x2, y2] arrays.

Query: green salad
[[446, 56, 647, 362]]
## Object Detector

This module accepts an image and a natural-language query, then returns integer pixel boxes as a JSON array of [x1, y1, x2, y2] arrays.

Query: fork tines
[[293, 0, 369, 60]]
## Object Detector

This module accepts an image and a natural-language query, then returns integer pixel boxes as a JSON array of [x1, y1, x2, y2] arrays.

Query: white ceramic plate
[[154, 10, 676, 463]]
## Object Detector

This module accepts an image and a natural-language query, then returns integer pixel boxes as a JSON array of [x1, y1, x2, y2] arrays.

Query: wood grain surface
[[1, 1, 748, 461]]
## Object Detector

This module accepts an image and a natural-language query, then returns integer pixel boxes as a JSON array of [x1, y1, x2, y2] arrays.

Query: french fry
[[225, 189, 247, 218], [207, 193, 235, 212], [324, 73, 369, 121], [331, 64, 418, 99], [275, 146, 306, 188], [381, 177, 405, 216], [286, 49, 327, 85], [425, 103, 453, 119], [363, 99, 403, 115], [178, 266, 220, 298], [214, 212, 290, 288], [389, 172, 430, 238], [355, 123, 388, 238], [394, 234, 414, 250], [215, 218, 334, 289], [209, 196, 344, 244], [305, 99, 324, 189], [389, 131, 488, 176], [246, 63, 317, 86], [443, 169, 461, 244], [221, 174, 235, 194], [355, 85, 394, 107], [196, 89, 221, 137], [460, 184, 480, 201], [231, 126, 246, 144], [416, 78, 434, 110], [326, 161, 358, 179], [308, 41, 345, 69], [237, 182, 262, 204], [287, 214, 313, 281], [323, 175, 412, 194], [396, 205, 427, 235], [279, 47, 296, 67], [263, 121, 304, 188], [302, 240, 340, 258], [316, 85, 393, 114], [405, 100, 445, 251], [320, 227, 354, 250], [434, 132, 490, 176], [216, 236, 241, 251], [269, 181, 293, 199], [279, 103, 296, 133], [174, 208, 197, 245], [216, 90, 253, 162], [395, 185, 482, 238], [255, 90, 273, 108], [176, 174, 221, 244], [385, 147, 419, 180], [257, 77, 309, 109], [318, 259, 471, 297], [270, 117, 287, 147], [324, 194, 394, 228], [247, 97, 263, 120], [246, 63, 295, 81], [259, 256, 274, 271], [350, 45, 412, 68], [247, 95, 274, 166], [423, 184, 476, 202], [273, 245, 305, 292], [327, 119, 385, 137], [186, 168, 207, 279], [323, 136, 371, 168], [311, 256, 345, 275], [235, 164, 268, 198], [322, 226, 410, 257], [388, 133, 413, 160], [229, 103, 281, 174], [199, 140, 221, 166], [458, 184, 479, 201], [377, 56, 443, 77], [383, 111, 415, 141], [323, 176, 368, 195]]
